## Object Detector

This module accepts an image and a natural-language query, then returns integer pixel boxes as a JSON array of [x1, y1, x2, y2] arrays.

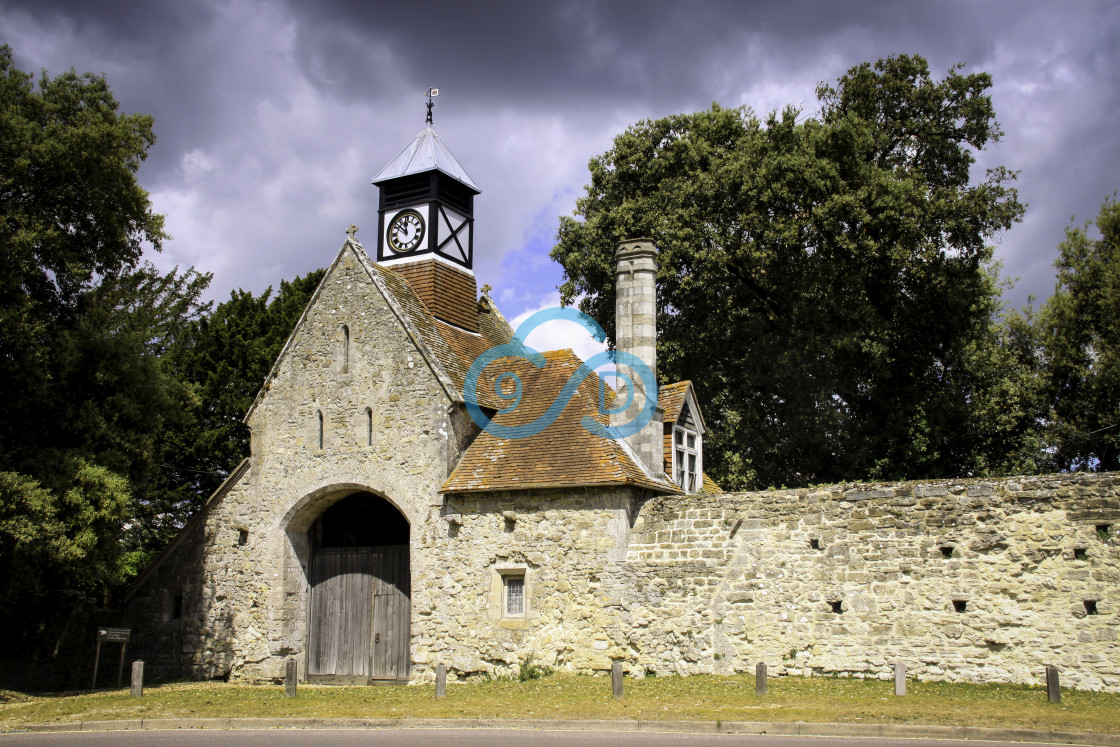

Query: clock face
[[387, 209, 425, 254]]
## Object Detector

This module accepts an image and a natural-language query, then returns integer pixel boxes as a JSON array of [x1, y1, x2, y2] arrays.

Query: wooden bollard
[[611, 661, 623, 699], [285, 657, 297, 698], [894, 662, 906, 696], [755, 662, 767, 695], [130, 660, 144, 697], [436, 663, 447, 698], [1046, 665, 1060, 703]]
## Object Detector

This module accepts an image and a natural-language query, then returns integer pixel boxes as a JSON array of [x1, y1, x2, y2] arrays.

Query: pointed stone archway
[[303, 491, 410, 684]]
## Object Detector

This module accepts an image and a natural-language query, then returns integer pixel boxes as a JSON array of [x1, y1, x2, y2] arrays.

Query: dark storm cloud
[[2, 0, 1117, 315]]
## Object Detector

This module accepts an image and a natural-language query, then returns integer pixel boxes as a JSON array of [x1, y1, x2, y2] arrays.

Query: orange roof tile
[[371, 262, 513, 409], [441, 349, 679, 494], [358, 250, 677, 495], [659, 380, 692, 423]]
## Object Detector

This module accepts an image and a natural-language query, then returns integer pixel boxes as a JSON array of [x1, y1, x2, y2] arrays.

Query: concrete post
[[755, 662, 767, 695], [614, 239, 663, 476], [436, 663, 447, 698], [894, 662, 906, 696], [130, 660, 144, 698], [612, 661, 624, 699]]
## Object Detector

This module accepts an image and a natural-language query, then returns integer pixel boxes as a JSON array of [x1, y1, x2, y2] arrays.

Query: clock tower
[[372, 119, 479, 270]]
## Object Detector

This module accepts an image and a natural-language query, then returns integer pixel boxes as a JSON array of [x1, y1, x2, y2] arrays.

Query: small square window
[[953, 599, 968, 613], [1074, 548, 1088, 560], [810, 539, 820, 550], [829, 600, 843, 614], [940, 546, 954, 558], [1084, 600, 1099, 615], [504, 575, 524, 617]]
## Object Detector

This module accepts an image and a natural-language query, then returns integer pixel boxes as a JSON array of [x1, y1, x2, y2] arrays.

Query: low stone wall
[[128, 469, 1120, 692], [618, 472, 1119, 691]]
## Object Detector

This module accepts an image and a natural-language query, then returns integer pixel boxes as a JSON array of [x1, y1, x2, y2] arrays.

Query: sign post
[[91, 627, 131, 691]]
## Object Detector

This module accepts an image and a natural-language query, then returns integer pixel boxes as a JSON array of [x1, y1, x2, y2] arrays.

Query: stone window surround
[[490, 564, 532, 630]]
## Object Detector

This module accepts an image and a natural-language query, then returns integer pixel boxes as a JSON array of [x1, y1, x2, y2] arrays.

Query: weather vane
[[426, 87, 439, 125]]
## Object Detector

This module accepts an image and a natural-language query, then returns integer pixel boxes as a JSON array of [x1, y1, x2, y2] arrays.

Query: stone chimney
[[614, 239, 664, 476]]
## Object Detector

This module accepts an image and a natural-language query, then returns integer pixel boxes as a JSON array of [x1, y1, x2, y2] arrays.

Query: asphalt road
[[0, 731, 1067, 747]]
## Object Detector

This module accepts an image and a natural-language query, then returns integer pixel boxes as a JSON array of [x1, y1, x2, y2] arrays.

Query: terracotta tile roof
[[441, 349, 679, 494], [659, 380, 692, 423], [391, 259, 479, 332], [369, 261, 513, 409], [353, 244, 677, 495]]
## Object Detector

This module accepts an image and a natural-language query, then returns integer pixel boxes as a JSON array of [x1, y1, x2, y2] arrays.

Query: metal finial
[[426, 87, 439, 124]]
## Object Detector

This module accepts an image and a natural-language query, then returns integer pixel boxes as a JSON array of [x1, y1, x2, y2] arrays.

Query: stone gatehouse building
[[126, 122, 1120, 691]]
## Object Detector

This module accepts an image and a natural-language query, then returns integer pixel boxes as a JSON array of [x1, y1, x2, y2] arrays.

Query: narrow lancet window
[[365, 407, 373, 446], [317, 410, 324, 450], [341, 325, 350, 374]]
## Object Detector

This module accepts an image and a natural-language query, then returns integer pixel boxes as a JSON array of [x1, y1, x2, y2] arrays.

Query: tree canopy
[[552, 55, 1026, 489], [0, 45, 207, 637], [1035, 195, 1120, 471]]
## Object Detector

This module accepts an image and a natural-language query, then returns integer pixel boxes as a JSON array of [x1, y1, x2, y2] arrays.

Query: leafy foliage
[[518, 654, 553, 681], [552, 55, 1026, 489], [1035, 195, 1120, 471], [0, 46, 208, 676]]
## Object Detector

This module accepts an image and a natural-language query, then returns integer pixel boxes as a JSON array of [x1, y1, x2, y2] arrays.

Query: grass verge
[[2, 674, 1119, 732]]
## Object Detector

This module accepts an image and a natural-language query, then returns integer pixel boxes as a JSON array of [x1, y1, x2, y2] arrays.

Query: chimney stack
[[614, 239, 663, 476]]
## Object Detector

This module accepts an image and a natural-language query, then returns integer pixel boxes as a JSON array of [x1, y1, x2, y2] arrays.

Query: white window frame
[[673, 423, 702, 493]]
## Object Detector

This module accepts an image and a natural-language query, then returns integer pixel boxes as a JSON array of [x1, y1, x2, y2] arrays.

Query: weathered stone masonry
[[131, 461, 1120, 690], [618, 473, 1119, 691]]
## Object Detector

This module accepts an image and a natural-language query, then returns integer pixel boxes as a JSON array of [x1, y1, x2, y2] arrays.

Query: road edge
[[3, 718, 1120, 744]]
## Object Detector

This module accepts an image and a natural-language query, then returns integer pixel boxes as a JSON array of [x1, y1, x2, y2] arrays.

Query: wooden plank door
[[307, 548, 374, 677], [371, 546, 411, 680]]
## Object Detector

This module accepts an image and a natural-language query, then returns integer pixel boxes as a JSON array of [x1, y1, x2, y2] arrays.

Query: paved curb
[[4, 718, 1119, 744]]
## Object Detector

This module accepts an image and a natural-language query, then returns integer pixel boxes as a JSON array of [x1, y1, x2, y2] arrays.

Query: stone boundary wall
[[619, 472, 1119, 691]]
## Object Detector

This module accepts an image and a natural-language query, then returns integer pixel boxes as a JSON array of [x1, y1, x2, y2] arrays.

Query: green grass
[[2, 674, 1119, 733]]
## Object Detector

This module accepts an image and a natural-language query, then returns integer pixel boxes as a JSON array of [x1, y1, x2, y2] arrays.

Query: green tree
[[552, 55, 1025, 489], [0, 44, 166, 420], [0, 45, 208, 644], [1036, 195, 1120, 471]]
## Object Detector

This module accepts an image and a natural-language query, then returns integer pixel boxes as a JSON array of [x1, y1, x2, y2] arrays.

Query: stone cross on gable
[[346, 224, 359, 238], [481, 283, 492, 297]]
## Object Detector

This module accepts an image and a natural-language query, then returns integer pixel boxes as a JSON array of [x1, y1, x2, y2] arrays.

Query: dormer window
[[673, 402, 702, 493]]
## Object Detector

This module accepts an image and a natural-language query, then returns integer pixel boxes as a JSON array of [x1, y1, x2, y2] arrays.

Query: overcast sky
[[2, 0, 1117, 357]]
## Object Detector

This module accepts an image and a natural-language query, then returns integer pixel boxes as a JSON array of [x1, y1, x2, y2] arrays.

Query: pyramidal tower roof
[[372, 124, 480, 192]]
